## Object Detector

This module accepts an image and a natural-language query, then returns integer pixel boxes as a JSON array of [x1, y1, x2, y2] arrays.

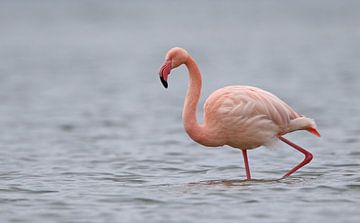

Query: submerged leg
[[242, 149, 251, 180], [278, 136, 313, 178]]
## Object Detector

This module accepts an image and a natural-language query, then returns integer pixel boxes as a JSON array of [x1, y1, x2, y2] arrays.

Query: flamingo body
[[158, 47, 320, 179], [203, 85, 314, 149]]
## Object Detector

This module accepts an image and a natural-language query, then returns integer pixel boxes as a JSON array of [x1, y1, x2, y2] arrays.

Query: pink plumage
[[159, 47, 320, 180]]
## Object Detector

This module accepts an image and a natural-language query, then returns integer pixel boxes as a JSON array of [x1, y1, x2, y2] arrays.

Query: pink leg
[[242, 149, 251, 180], [279, 136, 313, 178]]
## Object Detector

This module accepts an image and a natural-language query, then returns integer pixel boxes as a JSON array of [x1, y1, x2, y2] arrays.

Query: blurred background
[[0, 0, 359, 222]]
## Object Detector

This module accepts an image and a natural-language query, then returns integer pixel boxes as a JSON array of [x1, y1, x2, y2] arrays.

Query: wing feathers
[[203, 86, 300, 148]]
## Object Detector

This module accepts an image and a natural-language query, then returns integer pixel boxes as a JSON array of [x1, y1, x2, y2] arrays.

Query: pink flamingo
[[158, 47, 320, 180]]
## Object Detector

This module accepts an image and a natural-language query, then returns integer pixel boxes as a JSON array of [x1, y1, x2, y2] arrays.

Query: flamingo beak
[[159, 60, 172, 88]]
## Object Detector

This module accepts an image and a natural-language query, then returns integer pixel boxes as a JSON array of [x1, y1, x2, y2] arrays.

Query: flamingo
[[158, 47, 320, 180]]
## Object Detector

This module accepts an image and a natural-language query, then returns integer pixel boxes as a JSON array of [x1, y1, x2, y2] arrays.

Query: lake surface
[[0, 1, 359, 222]]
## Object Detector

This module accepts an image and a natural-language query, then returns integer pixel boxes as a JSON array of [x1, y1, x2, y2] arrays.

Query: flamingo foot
[[242, 149, 251, 180], [278, 136, 313, 178]]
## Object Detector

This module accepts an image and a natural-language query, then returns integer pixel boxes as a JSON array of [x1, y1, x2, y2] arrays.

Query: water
[[0, 1, 359, 222]]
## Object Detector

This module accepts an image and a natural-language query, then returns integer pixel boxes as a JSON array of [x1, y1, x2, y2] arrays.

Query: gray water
[[0, 1, 360, 222]]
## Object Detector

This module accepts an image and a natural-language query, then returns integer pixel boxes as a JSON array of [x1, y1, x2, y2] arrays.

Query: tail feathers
[[288, 116, 320, 137]]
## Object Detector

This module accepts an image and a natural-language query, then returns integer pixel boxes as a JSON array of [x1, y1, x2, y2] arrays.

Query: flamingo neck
[[182, 56, 211, 146]]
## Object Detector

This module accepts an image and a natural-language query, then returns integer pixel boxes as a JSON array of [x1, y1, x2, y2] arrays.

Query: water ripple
[[0, 187, 58, 194]]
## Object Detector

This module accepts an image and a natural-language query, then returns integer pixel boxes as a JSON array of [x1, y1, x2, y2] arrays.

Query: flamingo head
[[159, 47, 189, 88]]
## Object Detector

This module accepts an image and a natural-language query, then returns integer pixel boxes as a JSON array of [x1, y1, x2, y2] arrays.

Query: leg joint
[[303, 152, 313, 164]]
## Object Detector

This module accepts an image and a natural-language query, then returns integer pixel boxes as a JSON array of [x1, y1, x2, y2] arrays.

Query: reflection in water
[[189, 177, 311, 187], [190, 179, 281, 186]]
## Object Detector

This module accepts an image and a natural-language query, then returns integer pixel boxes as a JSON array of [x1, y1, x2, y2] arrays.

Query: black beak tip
[[160, 76, 168, 88]]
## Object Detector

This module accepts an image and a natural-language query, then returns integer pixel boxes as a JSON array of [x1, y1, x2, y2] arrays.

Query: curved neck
[[182, 56, 210, 145]]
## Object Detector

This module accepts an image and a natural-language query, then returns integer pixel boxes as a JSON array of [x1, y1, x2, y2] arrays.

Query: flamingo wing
[[203, 86, 301, 148]]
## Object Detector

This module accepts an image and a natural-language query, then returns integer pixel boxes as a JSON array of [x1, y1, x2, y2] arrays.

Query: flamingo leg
[[278, 136, 313, 178], [242, 149, 251, 180]]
